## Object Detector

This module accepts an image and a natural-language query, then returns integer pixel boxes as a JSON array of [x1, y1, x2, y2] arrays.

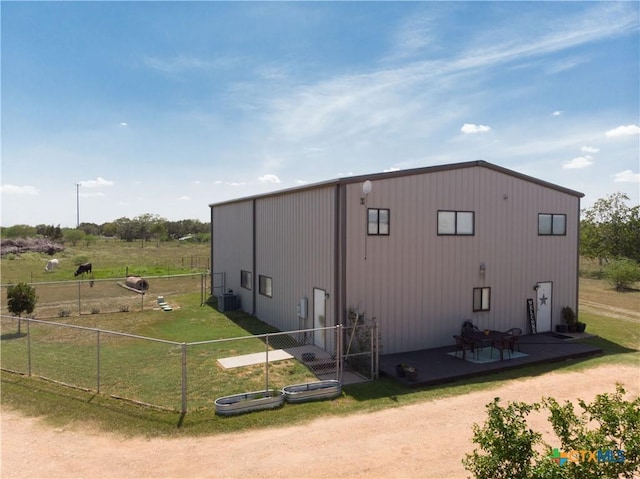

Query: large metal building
[[209, 160, 583, 355]]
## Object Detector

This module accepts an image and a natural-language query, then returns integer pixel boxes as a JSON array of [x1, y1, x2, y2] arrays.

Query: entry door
[[313, 288, 326, 349], [536, 282, 553, 333]]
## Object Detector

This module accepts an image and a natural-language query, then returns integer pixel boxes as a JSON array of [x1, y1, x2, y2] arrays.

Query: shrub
[[119, 305, 130, 313], [57, 309, 71, 318], [90, 307, 100, 314], [463, 385, 640, 478], [604, 258, 640, 291]]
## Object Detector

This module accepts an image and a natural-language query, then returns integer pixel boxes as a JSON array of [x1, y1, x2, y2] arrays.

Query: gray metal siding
[[345, 166, 580, 354], [212, 201, 254, 313], [255, 187, 336, 339]]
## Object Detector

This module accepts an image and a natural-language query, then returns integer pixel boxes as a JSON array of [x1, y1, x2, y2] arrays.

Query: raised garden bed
[[282, 380, 342, 404], [214, 389, 284, 416]]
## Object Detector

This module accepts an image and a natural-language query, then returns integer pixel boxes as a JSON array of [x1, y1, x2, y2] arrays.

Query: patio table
[[467, 330, 511, 360]]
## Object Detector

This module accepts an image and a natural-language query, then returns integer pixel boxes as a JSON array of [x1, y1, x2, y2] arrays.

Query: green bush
[[604, 258, 640, 291], [463, 385, 640, 478]]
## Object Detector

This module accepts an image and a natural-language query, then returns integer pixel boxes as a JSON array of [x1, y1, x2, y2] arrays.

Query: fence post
[[336, 325, 342, 383], [181, 343, 187, 414], [96, 330, 101, 393], [27, 318, 32, 377], [77, 281, 81, 316], [265, 335, 269, 391]]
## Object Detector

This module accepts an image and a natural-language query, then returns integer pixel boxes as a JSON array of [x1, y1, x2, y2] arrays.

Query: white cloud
[[295, 180, 309, 185], [461, 123, 491, 134], [178, 195, 190, 201], [120, 122, 128, 127], [581, 146, 600, 154], [79, 191, 105, 198], [563, 156, 594, 169], [552, 111, 563, 116], [0, 184, 39, 195], [227, 182, 246, 187], [79, 177, 114, 188], [192, 180, 201, 185], [258, 174, 281, 184], [605, 124, 640, 138], [338, 172, 354, 177], [383, 167, 401, 173], [214, 180, 223, 185], [612, 170, 640, 183]]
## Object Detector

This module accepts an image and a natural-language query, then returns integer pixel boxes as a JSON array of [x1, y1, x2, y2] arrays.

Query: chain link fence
[[0, 273, 208, 319], [1, 315, 378, 413]]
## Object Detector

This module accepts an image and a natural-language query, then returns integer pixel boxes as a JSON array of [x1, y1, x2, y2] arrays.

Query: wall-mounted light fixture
[[360, 180, 372, 205], [479, 263, 486, 274]]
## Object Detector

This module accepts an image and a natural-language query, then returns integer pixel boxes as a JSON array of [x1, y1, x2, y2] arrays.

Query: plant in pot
[[561, 306, 577, 332], [404, 365, 418, 382], [575, 319, 587, 333], [395, 363, 407, 377]]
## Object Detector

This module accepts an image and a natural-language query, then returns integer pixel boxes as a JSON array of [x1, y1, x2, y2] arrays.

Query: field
[[1, 242, 639, 438]]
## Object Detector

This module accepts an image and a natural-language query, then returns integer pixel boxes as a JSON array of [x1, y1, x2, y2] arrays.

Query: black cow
[[74, 262, 92, 276]]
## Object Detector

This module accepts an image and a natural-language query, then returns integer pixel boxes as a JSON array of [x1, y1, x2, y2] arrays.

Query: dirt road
[[2, 364, 638, 479]]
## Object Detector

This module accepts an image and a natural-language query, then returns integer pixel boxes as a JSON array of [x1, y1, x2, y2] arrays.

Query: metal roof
[[209, 160, 584, 208]]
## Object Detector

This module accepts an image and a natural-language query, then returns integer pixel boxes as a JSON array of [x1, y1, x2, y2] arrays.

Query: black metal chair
[[453, 335, 476, 360], [490, 335, 512, 360], [505, 327, 522, 353]]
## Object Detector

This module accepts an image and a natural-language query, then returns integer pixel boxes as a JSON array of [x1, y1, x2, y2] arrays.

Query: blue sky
[[2, 1, 639, 227]]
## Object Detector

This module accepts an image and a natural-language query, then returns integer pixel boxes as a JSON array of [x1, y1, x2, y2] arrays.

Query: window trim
[[367, 208, 390, 236], [258, 275, 273, 298], [473, 287, 491, 312], [538, 213, 567, 236], [437, 210, 475, 236], [241, 270, 252, 290]]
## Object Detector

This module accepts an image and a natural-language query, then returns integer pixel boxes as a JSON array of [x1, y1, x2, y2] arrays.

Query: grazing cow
[[74, 262, 92, 276], [44, 259, 59, 272]]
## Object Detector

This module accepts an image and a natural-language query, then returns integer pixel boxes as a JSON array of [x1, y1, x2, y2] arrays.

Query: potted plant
[[395, 364, 407, 377], [561, 306, 577, 332], [575, 320, 587, 333], [404, 365, 418, 382]]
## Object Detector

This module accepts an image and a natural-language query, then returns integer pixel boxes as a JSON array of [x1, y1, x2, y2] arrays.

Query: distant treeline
[[1, 214, 210, 243]]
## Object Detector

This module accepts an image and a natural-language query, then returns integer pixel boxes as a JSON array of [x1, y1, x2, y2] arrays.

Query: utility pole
[[76, 182, 80, 228]]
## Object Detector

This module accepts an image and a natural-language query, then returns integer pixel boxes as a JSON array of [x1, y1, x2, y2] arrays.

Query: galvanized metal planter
[[282, 380, 342, 404], [214, 389, 284, 416]]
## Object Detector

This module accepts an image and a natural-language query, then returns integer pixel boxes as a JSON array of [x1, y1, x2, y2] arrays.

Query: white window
[[438, 210, 475, 235], [241, 270, 252, 290], [259, 275, 272, 298], [538, 214, 566, 236], [473, 287, 491, 312], [368, 208, 390, 235]]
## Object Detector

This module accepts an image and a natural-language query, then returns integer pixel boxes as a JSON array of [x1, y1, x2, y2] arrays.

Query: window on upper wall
[[538, 213, 566, 236], [473, 287, 491, 312], [437, 210, 475, 235], [368, 208, 390, 235], [259, 275, 272, 298], [241, 270, 252, 290]]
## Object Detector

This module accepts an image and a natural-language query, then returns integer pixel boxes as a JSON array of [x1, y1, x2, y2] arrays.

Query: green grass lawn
[[2, 246, 639, 437]]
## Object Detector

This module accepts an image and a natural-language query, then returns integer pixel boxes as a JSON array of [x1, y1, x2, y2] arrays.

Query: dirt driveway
[[2, 364, 638, 479]]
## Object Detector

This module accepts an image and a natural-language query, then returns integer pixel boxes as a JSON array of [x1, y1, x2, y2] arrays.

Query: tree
[[6, 282, 37, 334], [63, 228, 86, 246], [581, 193, 640, 263], [604, 259, 640, 291]]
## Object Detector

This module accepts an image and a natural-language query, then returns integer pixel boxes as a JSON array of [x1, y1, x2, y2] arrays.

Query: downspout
[[252, 199, 257, 316], [210, 206, 214, 297], [575, 196, 582, 322]]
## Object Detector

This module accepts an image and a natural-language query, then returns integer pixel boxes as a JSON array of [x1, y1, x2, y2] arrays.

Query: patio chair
[[505, 327, 522, 352], [490, 336, 512, 360], [461, 320, 480, 338], [453, 335, 476, 360]]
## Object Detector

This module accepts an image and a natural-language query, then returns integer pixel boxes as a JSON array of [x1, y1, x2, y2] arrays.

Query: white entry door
[[313, 288, 326, 349], [536, 282, 553, 333]]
